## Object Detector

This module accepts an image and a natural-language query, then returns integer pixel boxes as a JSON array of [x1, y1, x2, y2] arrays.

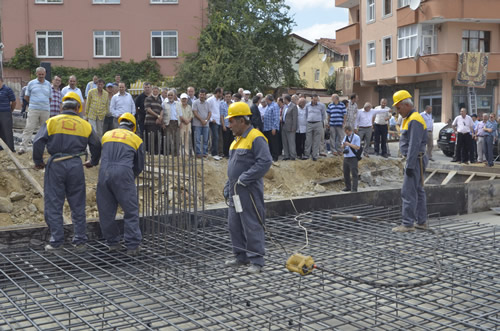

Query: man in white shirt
[[452, 108, 474, 164], [109, 83, 136, 128], [420, 105, 434, 161], [85, 75, 98, 98], [207, 87, 223, 159], [373, 98, 391, 158], [355, 102, 389, 157], [61, 75, 84, 113]]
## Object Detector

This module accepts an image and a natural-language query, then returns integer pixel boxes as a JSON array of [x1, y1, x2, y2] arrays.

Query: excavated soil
[[0, 151, 404, 227]]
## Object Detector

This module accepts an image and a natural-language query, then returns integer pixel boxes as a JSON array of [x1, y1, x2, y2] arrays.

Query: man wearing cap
[[32, 92, 101, 252], [223, 102, 272, 274], [243, 90, 252, 106], [97, 112, 144, 256], [391, 90, 428, 232]]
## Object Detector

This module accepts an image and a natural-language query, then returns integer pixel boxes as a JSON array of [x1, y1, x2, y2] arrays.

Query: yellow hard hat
[[225, 102, 252, 119], [392, 90, 412, 107], [118, 112, 137, 133], [62, 92, 83, 113]]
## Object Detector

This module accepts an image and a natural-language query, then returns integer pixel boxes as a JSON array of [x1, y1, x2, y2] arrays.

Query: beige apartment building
[[0, 0, 208, 77], [335, 0, 500, 123]]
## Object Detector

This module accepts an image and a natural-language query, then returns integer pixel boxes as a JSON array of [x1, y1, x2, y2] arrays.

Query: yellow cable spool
[[286, 253, 315, 276]]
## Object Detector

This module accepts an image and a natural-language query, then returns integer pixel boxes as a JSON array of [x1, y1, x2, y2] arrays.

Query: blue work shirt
[[0, 84, 16, 112], [26, 78, 51, 111], [342, 133, 360, 158]]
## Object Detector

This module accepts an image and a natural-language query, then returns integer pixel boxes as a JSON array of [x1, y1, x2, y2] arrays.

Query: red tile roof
[[316, 38, 349, 55]]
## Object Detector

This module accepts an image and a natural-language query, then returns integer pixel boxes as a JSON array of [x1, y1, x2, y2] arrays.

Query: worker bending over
[[392, 90, 428, 232], [97, 112, 144, 256], [223, 102, 272, 274], [33, 92, 101, 252]]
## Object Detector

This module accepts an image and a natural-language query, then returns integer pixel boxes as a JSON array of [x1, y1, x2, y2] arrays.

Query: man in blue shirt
[[19, 66, 52, 154], [484, 113, 498, 167], [341, 125, 360, 192], [326, 94, 346, 156], [262, 94, 280, 161], [0, 77, 17, 152]]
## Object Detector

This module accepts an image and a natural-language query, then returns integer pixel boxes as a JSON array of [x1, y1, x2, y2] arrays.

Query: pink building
[[0, 0, 208, 77]]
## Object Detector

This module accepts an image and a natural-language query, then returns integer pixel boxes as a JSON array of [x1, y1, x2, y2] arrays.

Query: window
[[421, 24, 437, 55], [398, 24, 418, 59], [367, 0, 375, 22], [314, 69, 320, 82], [383, 0, 392, 17], [150, 0, 178, 3], [94, 31, 120, 57], [36, 31, 63, 58], [398, 0, 410, 8], [354, 49, 360, 66], [151, 31, 178, 57], [462, 30, 490, 52], [382, 36, 392, 63], [93, 0, 120, 3], [367, 41, 375, 65], [35, 0, 63, 3]]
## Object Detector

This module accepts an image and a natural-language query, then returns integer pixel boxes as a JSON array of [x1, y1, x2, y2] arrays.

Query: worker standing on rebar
[[391, 90, 428, 232], [32, 92, 101, 252], [96, 112, 144, 256], [223, 102, 272, 274]]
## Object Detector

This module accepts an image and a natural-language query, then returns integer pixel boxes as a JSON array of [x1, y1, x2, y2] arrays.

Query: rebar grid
[[1, 206, 499, 330]]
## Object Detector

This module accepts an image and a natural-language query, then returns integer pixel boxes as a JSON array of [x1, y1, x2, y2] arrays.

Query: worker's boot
[[224, 258, 249, 268], [73, 243, 87, 253], [391, 225, 415, 233], [415, 223, 428, 230], [246, 264, 262, 274], [127, 246, 141, 256], [108, 243, 122, 252], [44, 244, 62, 253]]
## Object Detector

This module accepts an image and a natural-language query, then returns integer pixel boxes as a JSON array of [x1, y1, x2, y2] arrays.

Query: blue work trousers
[[97, 165, 141, 250], [401, 157, 427, 227]]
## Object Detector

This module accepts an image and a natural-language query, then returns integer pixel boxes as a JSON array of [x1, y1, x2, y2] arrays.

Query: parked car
[[437, 124, 499, 159]]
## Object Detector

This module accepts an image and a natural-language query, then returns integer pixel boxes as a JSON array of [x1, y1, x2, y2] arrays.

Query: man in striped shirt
[[49, 76, 62, 117], [326, 94, 346, 156]]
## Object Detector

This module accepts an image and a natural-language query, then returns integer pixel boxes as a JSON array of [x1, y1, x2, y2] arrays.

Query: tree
[[174, 0, 302, 93]]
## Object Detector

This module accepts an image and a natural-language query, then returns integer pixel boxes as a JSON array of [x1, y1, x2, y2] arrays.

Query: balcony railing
[[336, 23, 360, 45]]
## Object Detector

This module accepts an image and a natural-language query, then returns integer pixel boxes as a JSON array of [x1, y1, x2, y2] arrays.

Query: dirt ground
[[0, 150, 404, 227]]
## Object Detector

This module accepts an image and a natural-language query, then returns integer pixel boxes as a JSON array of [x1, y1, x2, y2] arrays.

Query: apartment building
[[335, 0, 500, 123], [0, 0, 208, 76]]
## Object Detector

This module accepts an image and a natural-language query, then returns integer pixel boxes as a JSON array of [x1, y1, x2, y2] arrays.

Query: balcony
[[335, 0, 359, 8], [396, 53, 500, 77], [398, 0, 500, 27], [336, 23, 360, 45]]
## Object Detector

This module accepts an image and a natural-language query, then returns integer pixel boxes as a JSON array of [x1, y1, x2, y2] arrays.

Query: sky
[[285, 0, 349, 43]]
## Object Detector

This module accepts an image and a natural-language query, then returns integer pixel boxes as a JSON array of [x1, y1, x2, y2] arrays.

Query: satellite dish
[[409, 0, 421, 10], [328, 66, 335, 76], [413, 46, 421, 61], [321, 54, 327, 62]]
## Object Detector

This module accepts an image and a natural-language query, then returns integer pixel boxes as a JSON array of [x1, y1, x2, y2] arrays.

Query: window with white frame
[[35, 0, 62, 3], [382, 36, 392, 62], [151, 31, 178, 57], [93, 0, 120, 3], [367, 0, 375, 22], [150, 0, 178, 3], [36, 31, 63, 57], [314, 69, 320, 82], [397, 24, 418, 59], [383, 0, 392, 17], [398, 0, 410, 8], [421, 24, 438, 55], [367, 41, 376, 65], [94, 31, 120, 57]]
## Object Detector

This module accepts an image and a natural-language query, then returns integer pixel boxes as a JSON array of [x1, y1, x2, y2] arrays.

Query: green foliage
[[52, 57, 164, 91], [5, 44, 40, 72], [323, 74, 339, 95], [174, 0, 302, 93]]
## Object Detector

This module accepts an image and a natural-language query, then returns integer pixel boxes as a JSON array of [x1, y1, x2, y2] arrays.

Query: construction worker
[[391, 90, 428, 232], [97, 112, 144, 256], [32, 92, 101, 252], [223, 102, 272, 274]]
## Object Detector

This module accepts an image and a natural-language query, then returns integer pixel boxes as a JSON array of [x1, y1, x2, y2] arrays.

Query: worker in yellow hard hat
[[391, 90, 429, 233], [223, 101, 272, 274], [32, 89, 101, 253], [97, 112, 144, 256]]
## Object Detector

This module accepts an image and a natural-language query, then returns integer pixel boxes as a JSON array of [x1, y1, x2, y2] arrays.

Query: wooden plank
[[441, 171, 457, 185], [464, 173, 475, 184], [424, 169, 437, 185], [0, 140, 71, 225], [489, 175, 497, 180]]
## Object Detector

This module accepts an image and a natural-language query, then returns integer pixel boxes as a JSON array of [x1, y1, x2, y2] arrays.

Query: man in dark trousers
[[97, 112, 144, 256], [341, 125, 360, 192], [33, 92, 101, 252], [0, 77, 17, 152], [281, 94, 298, 160], [250, 95, 263, 132], [391, 90, 428, 232], [223, 102, 272, 274]]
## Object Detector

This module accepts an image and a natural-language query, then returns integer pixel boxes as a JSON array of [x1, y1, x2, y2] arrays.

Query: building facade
[[0, 0, 208, 77], [335, 0, 500, 123], [297, 38, 348, 89], [289, 33, 315, 73]]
